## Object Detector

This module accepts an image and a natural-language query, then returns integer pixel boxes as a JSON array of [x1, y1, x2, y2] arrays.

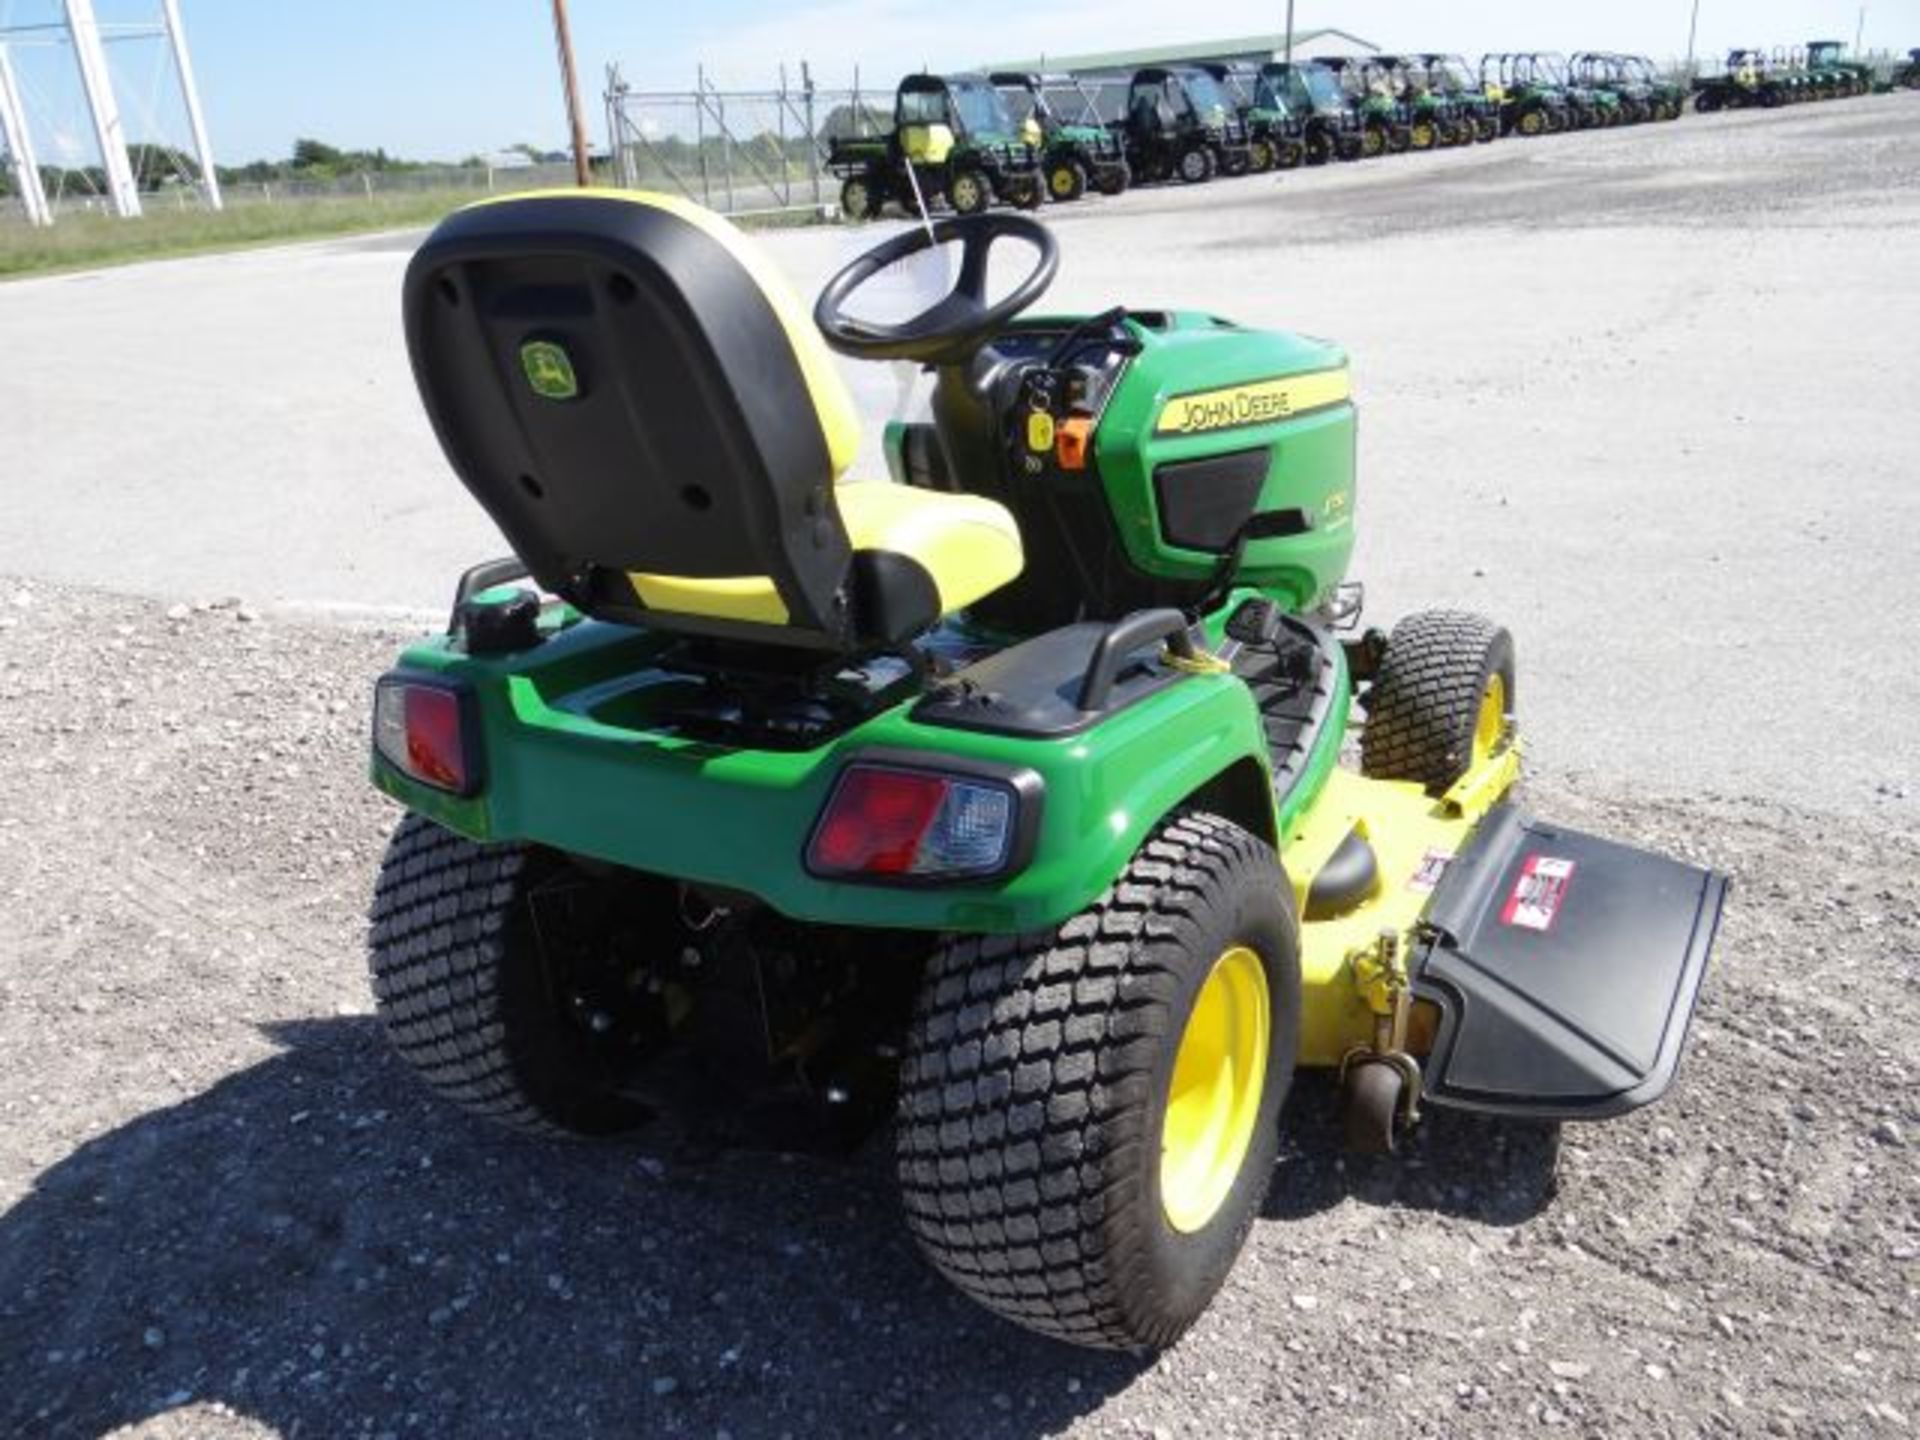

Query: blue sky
[[0, 0, 1910, 166]]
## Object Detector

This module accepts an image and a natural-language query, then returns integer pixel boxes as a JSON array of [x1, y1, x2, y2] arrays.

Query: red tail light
[[374, 678, 478, 795], [807, 763, 1024, 881]]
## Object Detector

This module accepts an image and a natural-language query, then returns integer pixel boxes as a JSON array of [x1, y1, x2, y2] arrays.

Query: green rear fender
[[371, 621, 1344, 935]]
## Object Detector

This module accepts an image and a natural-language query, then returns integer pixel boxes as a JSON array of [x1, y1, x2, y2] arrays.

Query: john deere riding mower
[[828, 73, 1041, 220], [371, 193, 1729, 1350], [1411, 54, 1502, 142], [1482, 53, 1574, 135], [990, 72, 1131, 202], [1257, 60, 1366, 164], [1117, 64, 1253, 184]]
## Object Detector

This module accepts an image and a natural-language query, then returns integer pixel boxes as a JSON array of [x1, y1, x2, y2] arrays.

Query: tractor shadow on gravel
[[0, 1018, 1143, 1440], [1264, 1073, 1562, 1226]]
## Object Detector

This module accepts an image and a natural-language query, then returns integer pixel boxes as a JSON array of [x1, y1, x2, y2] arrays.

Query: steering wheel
[[812, 214, 1059, 365]]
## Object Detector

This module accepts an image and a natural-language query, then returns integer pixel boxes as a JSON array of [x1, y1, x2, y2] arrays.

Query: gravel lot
[[2, 97, 1918, 1438]]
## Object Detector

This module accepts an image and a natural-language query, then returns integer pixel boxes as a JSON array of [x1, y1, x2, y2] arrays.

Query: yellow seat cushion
[[628, 482, 1023, 627]]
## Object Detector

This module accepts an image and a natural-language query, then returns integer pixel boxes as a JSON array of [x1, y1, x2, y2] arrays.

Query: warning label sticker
[[1501, 855, 1576, 932], [1408, 849, 1454, 894]]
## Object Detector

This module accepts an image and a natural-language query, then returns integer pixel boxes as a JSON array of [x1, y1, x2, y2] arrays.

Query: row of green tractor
[[828, 40, 1897, 220], [1693, 40, 1880, 110]]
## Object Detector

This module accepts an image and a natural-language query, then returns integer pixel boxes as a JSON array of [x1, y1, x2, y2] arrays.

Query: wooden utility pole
[[550, 0, 592, 187]]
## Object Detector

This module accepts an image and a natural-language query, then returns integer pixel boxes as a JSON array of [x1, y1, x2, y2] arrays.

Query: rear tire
[[838, 175, 879, 221], [1046, 159, 1087, 203], [1247, 137, 1276, 173], [897, 810, 1299, 1351], [1177, 145, 1214, 183], [368, 814, 652, 1137], [1360, 610, 1516, 797], [1093, 162, 1131, 195]]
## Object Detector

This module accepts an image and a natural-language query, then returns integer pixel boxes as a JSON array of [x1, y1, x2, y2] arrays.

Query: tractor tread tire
[[896, 810, 1297, 1351], [368, 814, 642, 1138], [1360, 610, 1514, 796]]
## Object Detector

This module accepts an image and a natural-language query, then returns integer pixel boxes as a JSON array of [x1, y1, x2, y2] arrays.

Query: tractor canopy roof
[[1258, 60, 1346, 114], [895, 72, 1022, 139]]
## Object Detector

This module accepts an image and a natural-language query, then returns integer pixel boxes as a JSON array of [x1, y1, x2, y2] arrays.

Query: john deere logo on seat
[[519, 340, 579, 401]]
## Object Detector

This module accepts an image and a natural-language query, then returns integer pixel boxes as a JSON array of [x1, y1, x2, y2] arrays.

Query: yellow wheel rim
[[1160, 945, 1270, 1234], [1473, 672, 1507, 767], [1050, 168, 1076, 197]]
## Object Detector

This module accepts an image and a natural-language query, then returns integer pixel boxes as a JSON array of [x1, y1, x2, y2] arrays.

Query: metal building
[[983, 27, 1380, 77]]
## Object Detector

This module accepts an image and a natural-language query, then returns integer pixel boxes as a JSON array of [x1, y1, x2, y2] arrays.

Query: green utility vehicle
[[1204, 61, 1305, 172], [1805, 39, 1873, 96], [989, 71, 1131, 201], [1116, 64, 1253, 183], [1615, 54, 1688, 119], [1571, 53, 1656, 123], [1256, 60, 1366, 163], [1481, 53, 1575, 134], [827, 72, 1042, 220], [1411, 53, 1503, 142], [1373, 55, 1475, 148], [1693, 50, 1790, 110], [1897, 49, 1920, 90], [1320, 55, 1412, 156], [373, 193, 1728, 1350]]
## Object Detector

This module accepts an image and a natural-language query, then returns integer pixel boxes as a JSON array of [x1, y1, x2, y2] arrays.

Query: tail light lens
[[807, 764, 1026, 881], [373, 678, 479, 795]]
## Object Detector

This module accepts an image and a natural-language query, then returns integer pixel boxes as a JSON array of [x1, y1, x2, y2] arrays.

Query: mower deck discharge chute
[[370, 192, 1729, 1350]]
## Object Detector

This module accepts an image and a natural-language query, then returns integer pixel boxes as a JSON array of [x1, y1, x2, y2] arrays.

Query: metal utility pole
[[1854, 6, 1866, 53], [550, 0, 592, 187], [0, 43, 53, 226], [63, 0, 141, 216], [1686, 0, 1702, 73], [1284, 0, 1296, 63], [158, 0, 220, 209]]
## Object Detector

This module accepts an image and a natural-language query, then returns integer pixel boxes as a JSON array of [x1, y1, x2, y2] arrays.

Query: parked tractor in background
[[1206, 61, 1306, 173], [828, 73, 1042, 220], [1615, 54, 1688, 119], [990, 72, 1131, 201], [1118, 64, 1253, 184], [1693, 50, 1791, 111], [1481, 53, 1574, 135], [1409, 53, 1503, 143], [1571, 53, 1657, 123], [1896, 49, 1920, 90], [1374, 55, 1476, 148], [1805, 40, 1874, 97], [1256, 61, 1366, 164], [1320, 56, 1411, 157]]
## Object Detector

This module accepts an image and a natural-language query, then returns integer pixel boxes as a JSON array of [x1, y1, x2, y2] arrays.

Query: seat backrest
[[403, 189, 866, 646]]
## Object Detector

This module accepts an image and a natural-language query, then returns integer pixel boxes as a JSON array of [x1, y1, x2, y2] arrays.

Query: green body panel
[[375, 611, 1349, 935], [1095, 313, 1356, 611]]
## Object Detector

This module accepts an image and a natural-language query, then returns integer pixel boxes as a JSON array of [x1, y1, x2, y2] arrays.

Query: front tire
[[897, 811, 1300, 1351], [1176, 145, 1214, 183], [948, 167, 991, 216], [1046, 158, 1087, 202], [368, 815, 653, 1137], [1360, 610, 1516, 796], [838, 175, 879, 221]]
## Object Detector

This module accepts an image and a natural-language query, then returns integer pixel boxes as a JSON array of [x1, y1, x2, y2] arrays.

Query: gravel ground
[[0, 581, 1915, 1440], [3, 96, 1919, 1440]]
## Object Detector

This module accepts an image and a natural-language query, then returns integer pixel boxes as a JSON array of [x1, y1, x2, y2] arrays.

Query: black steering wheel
[[812, 214, 1059, 366]]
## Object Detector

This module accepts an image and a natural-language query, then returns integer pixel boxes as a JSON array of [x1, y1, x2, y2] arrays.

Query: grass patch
[[0, 186, 834, 280], [0, 189, 491, 279]]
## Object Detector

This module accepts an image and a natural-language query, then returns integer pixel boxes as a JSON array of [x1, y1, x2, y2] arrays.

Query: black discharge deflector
[[1412, 805, 1729, 1120]]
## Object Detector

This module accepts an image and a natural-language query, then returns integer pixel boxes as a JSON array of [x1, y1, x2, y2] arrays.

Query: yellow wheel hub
[[1473, 672, 1507, 766], [1160, 945, 1270, 1234]]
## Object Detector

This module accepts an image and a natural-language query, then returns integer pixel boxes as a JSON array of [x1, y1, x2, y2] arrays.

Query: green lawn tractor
[[1411, 53, 1502, 142], [1896, 49, 1920, 90], [1693, 51, 1790, 111], [370, 193, 1729, 1351], [827, 73, 1042, 220], [1806, 40, 1874, 97], [990, 72, 1131, 202], [1116, 64, 1253, 184], [1256, 61, 1366, 164], [1481, 53, 1573, 135], [1203, 61, 1305, 173], [1320, 55, 1412, 157]]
